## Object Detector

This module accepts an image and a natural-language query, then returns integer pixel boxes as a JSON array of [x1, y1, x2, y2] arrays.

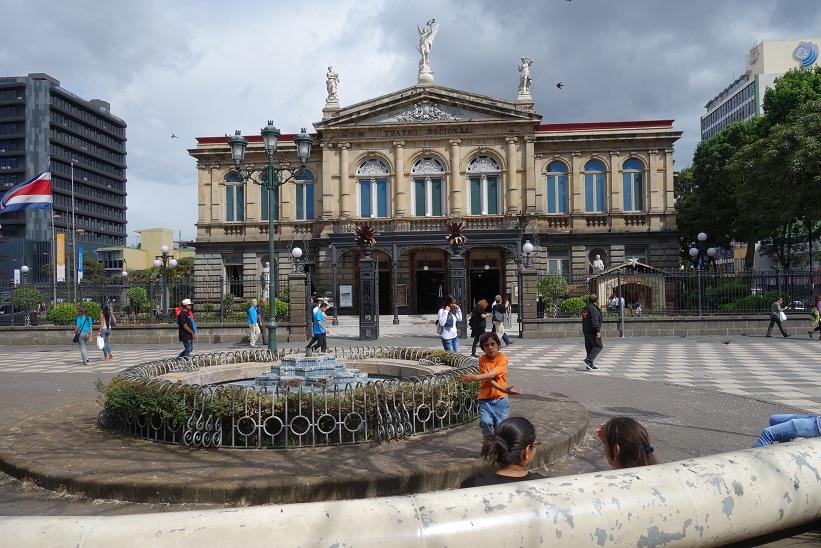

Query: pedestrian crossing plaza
[[1, 323, 820, 414]]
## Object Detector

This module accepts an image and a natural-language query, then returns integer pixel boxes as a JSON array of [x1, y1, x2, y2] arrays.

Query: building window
[[466, 155, 501, 216], [546, 161, 568, 214], [622, 158, 644, 212], [356, 159, 389, 218], [294, 170, 315, 220], [225, 173, 244, 222], [411, 157, 445, 217], [625, 246, 647, 265], [260, 184, 278, 221], [584, 160, 606, 213], [547, 250, 570, 276]]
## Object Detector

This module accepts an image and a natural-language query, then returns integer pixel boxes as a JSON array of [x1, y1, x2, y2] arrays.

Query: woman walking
[[491, 294, 512, 346], [73, 305, 94, 365], [437, 295, 463, 352], [470, 299, 489, 357], [99, 303, 116, 360]]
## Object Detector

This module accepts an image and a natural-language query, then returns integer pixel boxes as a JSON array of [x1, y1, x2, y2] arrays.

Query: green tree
[[763, 66, 821, 125], [13, 286, 44, 312], [127, 287, 149, 314]]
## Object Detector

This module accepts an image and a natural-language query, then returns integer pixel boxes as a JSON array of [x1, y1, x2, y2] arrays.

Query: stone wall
[[521, 316, 774, 339]]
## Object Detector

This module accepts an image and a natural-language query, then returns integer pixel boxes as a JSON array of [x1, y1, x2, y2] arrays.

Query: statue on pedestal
[[518, 57, 533, 95], [325, 66, 339, 103], [416, 19, 439, 84], [262, 262, 271, 299], [592, 254, 605, 274]]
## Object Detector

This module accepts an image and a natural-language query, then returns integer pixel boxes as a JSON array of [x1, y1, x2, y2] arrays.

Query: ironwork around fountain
[[98, 347, 480, 449]]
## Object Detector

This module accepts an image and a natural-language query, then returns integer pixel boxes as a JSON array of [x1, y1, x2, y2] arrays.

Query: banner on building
[[78, 247, 84, 283], [56, 233, 65, 282]]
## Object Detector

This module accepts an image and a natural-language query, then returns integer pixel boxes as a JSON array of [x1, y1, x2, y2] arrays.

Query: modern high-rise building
[[0, 73, 127, 283], [701, 38, 821, 141]]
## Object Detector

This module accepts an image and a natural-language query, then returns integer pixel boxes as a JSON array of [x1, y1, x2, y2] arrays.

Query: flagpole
[[50, 203, 56, 305]]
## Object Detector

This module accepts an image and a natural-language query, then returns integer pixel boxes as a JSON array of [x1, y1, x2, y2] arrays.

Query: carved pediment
[[314, 85, 542, 130]]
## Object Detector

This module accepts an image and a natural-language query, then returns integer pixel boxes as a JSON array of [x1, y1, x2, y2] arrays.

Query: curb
[[0, 391, 589, 505]]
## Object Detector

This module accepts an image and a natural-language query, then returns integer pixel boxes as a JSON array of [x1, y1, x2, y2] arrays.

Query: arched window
[[294, 170, 315, 220], [584, 160, 606, 213], [466, 155, 501, 216], [225, 172, 244, 222], [546, 161, 568, 214], [411, 157, 445, 217], [622, 158, 643, 212], [356, 159, 389, 218]]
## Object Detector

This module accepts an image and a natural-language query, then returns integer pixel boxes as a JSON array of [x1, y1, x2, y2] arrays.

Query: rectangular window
[[295, 182, 314, 220], [226, 185, 244, 222], [623, 173, 642, 211], [547, 174, 567, 214], [360, 181, 372, 217], [585, 173, 605, 213], [469, 177, 481, 215], [359, 179, 388, 218], [430, 178, 442, 216], [414, 180, 426, 216], [415, 178, 443, 216], [376, 180, 387, 217], [261, 186, 279, 221], [624, 247, 647, 264], [547, 251, 570, 276], [469, 176, 499, 215], [487, 176, 498, 214]]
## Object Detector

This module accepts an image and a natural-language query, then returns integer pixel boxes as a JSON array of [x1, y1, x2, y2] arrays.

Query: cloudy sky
[[3, 0, 820, 244]]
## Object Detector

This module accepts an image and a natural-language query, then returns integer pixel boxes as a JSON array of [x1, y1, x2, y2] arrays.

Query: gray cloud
[[3, 0, 821, 241]]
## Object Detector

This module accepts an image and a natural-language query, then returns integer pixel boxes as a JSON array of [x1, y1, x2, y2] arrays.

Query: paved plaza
[[1, 314, 821, 547]]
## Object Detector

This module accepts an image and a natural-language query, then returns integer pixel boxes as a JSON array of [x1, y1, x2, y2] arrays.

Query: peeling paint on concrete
[[651, 488, 666, 503], [732, 481, 744, 496], [637, 525, 686, 547], [792, 453, 821, 481], [722, 496, 735, 517]]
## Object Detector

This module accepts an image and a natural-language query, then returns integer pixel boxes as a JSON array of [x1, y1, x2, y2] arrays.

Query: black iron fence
[[536, 268, 821, 318], [2, 275, 299, 325]]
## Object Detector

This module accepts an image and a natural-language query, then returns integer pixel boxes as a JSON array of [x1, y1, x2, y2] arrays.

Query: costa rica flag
[[0, 170, 52, 214]]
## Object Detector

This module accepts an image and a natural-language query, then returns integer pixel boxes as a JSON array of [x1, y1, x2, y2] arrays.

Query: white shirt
[[438, 307, 462, 340]]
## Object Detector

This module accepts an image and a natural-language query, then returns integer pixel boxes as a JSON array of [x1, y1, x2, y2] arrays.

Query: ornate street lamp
[[153, 245, 177, 318], [228, 123, 313, 352], [688, 232, 716, 317], [20, 264, 29, 284]]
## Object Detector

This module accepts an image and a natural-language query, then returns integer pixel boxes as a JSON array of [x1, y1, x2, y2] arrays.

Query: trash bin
[[536, 296, 545, 319]]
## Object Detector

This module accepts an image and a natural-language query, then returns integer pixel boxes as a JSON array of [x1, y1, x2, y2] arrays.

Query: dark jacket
[[581, 302, 603, 334], [178, 309, 194, 342]]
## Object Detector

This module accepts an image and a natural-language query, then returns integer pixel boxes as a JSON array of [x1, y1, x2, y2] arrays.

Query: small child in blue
[[752, 415, 821, 447]]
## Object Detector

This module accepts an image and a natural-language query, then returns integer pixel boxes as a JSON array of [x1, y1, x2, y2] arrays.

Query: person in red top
[[459, 332, 520, 437]]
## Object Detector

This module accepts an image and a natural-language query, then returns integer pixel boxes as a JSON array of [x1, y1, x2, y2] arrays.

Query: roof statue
[[417, 19, 439, 85], [325, 66, 339, 104], [518, 57, 533, 95]]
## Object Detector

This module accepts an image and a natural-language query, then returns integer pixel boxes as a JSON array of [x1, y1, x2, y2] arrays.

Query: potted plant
[[354, 224, 377, 256]]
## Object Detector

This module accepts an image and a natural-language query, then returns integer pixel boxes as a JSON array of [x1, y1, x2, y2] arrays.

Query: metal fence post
[[219, 276, 224, 325], [617, 268, 624, 337]]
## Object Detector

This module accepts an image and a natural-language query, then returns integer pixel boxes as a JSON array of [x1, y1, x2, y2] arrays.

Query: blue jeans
[[478, 397, 510, 437], [78, 332, 89, 364], [441, 337, 459, 352], [178, 339, 193, 358], [100, 327, 111, 356], [752, 414, 821, 447]]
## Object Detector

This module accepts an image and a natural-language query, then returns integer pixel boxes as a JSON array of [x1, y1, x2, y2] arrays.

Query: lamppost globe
[[121, 271, 128, 277], [20, 265, 29, 274], [153, 259, 162, 268], [261, 121, 281, 154], [689, 247, 699, 258], [484, 263, 490, 270], [291, 247, 303, 259], [169, 258, 178, 268], [227, 130, 248, 166], [423, 264, 429, 271], [522, 241, 534, 255], [707, 247, 717, 257], [697, 232, 708, 242], [160, 245, 169, 254]]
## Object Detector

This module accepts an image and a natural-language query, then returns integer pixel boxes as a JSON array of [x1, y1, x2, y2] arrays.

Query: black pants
[[306, 332, 327, 352], [471, 329, 485, 356], [258, 322, 267, 344], [584, 332, 603, 363], [767, 315, 788, 337]]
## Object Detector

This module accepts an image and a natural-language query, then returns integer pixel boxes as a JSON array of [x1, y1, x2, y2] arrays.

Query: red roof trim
[[196, 133, 320, 145], [535, 120, 675, 132]]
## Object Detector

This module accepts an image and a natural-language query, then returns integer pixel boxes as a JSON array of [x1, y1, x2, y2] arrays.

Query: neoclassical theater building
[[189, 47, 681, 316]]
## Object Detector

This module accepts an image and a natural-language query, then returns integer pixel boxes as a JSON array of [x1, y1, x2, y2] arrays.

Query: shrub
[[222, 293, 235, 317], [127, 287, 149, 314], [720, 295, 766, 311], [47, 302, 78, 324], [274, 300, 289, 321], [537, 274, 569, 300], [560, 296, 588, 317], [82, 300, 102, 321], [12, 286, 44, 312]]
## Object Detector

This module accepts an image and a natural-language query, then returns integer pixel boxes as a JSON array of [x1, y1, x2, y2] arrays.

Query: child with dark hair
[[459, 332, 520, 437], [594, 416, 657, 469], [460, 417, 544, 488]]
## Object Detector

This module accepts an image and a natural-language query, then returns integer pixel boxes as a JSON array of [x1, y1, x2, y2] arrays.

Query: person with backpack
[[437, 295, 463, 352]]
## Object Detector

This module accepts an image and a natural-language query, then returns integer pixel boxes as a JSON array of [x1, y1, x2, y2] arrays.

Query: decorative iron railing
[[98, 347, 480, 449]]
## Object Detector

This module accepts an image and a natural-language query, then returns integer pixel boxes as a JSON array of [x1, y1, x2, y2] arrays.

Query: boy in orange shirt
[[459, 332, 521, 437]]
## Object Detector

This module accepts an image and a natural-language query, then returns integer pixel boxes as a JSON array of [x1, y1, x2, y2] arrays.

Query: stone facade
[[188, 83, 681, 316]]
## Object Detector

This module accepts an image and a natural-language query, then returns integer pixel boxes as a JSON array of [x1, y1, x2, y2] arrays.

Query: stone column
[[339, 142, 351, 219], [570, 151, 584, 230], [647, 149, 661, 213], [448, 139, 462, 215], [288, 271, 308, 342], [523, 135, 536, 213], [392, 141, 407, 217], [520, 269, 539, 339], [663, 149, 674, 214], [609, 150, 621, 214], [505, 136, 519, 215], [320, 143, 335, 220]]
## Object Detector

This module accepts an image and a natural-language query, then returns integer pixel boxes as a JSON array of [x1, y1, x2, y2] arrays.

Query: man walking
[[257, 298, 267, 345], [581, 293, 603, 371], [248, 298, 260, 348], [306, 302, 329, 352], [177, 298, 195, 358]]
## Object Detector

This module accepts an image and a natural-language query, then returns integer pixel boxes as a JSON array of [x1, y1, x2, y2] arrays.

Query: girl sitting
[[594, 416, 657, 469], [460, 417, 544, 487]]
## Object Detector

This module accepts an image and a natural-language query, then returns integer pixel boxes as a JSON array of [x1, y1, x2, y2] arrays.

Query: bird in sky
[[556, 82, 564, 89], [171, 133, 178, 138]]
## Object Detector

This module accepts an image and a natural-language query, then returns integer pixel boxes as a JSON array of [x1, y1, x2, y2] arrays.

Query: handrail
[[2, 440, 820, 546]]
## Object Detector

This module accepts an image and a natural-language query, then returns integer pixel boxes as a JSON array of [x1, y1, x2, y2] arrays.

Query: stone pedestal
[[520, 269, 539, 338], [418, 70, 434, 85], [288, 272, 307, 342]]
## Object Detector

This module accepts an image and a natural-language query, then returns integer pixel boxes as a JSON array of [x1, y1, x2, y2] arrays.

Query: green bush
[[537, 274, 569, 300], [222, 293, 235, 317], [719, 295, 766, 311], [13, 286, 44, 312], [127, 287, 149, 314], [560, 296, 588, 316], [274, 300, 289, 321], [47, 302, 79, 324], [82, 300, 102, 321], [705, 282, 750, 308]]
